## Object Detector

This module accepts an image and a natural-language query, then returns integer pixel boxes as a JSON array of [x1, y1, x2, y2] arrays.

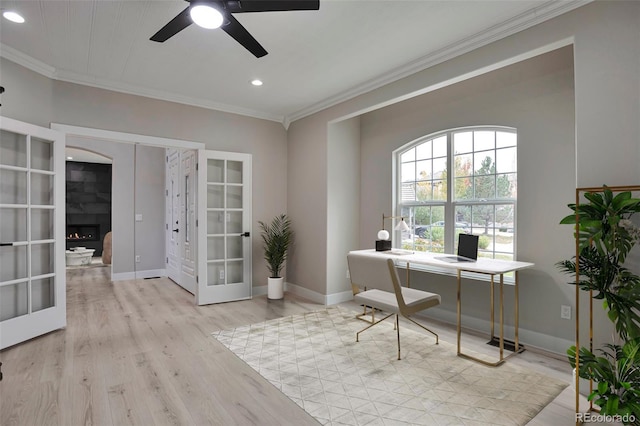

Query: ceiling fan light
[[3, 11, 25, 23], [190, 4, 223, 29]]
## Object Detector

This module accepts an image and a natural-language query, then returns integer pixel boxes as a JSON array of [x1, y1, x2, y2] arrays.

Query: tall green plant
[[259, 214, 293, 278], [557, 186, 640, 422], [568, 339, 640, 418]]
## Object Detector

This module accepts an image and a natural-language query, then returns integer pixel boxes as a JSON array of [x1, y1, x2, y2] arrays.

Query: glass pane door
[[198, 150, 252, 305], [0, 117, 65, 349]]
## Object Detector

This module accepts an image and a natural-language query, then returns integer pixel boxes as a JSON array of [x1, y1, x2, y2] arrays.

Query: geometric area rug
[[212, 307, 568, 426]]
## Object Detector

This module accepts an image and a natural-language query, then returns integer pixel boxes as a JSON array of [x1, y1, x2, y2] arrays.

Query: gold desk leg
[[500, 273, 504, 362], [406, 261, 410, 288], [456, 269, 462, 355], [396, 314, 401, 360], [457, 272, 524, 367], [515, 271, 519, 352], [490, 275, 495, 341]]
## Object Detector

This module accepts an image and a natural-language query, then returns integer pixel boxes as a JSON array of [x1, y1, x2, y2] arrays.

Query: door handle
[[173, 228, 179, 233], [241, 232, 250, 237]]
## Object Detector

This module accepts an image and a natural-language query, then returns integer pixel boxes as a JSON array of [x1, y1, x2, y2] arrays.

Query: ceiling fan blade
[[226, 0, 319, 13], [150, 6, 193, 42], [221, 14, 268, 58]]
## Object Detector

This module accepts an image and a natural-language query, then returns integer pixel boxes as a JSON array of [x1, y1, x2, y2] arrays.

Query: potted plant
[[259, 214, 294, 300], [557, 186, 640, 422]]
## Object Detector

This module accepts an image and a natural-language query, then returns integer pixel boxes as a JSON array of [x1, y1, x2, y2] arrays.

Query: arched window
[[395, 126, 517, 261]]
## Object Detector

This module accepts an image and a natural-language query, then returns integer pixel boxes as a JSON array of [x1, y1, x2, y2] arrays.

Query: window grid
[[396, 127, 517, 259]]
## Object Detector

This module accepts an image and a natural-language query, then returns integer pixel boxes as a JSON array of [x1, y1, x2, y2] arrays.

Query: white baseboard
[[111, 269, 166, 281], [415, 307, 574, 357], [282, 282, 326, 304]]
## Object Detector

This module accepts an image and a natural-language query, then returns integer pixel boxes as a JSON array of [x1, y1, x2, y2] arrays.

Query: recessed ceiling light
[[3, 11, 25, 23], [251, 79, 263, 86]]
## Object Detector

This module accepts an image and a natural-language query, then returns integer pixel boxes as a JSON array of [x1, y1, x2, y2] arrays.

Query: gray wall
[[134, 145, 166, 273], [358, 46, 576, 352], [327, 117, 360, 300], [287, 1, 640, 354]]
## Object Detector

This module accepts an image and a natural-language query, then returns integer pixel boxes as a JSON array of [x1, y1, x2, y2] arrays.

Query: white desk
[[349, 249, 534, 366]]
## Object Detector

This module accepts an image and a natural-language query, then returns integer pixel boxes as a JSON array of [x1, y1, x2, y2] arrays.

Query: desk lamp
[[376, 214, 410, 251]]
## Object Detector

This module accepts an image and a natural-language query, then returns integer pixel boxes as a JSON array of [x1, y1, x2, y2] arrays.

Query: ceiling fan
[[150, 0, 320, 58]]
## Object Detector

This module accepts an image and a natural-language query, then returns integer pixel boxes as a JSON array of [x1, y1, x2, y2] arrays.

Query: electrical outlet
[[561, 305, 571, 320], [135, 255, 141, 263], [346, 269, 350, 279], [219, 270, 225, 281]]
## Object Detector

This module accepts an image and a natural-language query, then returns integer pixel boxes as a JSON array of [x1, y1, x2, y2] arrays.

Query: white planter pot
[[267, 277, 284, 300]]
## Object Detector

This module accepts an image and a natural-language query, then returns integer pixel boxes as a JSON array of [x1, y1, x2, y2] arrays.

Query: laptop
[[437, 233, 479, 262]]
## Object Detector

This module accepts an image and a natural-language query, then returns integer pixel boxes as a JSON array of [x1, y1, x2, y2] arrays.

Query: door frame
[[50, 124, 205, 283]]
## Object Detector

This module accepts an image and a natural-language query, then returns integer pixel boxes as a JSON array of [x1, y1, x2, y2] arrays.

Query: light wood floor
[[0, 265, 602, 425]]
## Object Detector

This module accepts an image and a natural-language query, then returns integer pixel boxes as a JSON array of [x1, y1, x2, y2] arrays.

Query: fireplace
[[66, 224, 100, 242]]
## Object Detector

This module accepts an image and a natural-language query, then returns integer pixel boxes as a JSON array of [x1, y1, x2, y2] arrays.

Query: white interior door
[[179, 150, 197, 294], [197, 150, 252, 305], [0, 116, 65, 350], [166, 149, 181, 285]]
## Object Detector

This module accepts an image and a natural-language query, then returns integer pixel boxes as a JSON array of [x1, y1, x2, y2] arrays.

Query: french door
[[0, 116, 65, 349], [165, 148, 197, 294], [166, 149, 181, 285], [196, 150, 252, 305]]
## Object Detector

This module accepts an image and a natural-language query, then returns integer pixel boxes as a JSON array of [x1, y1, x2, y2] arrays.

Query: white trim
[[283, 282, 327, 305], [50, 123, 205, 150], [138, 269, 167, 280], [0, 43, 57, 78], [325, 289, 355, 306], [0, 42, 282, 124], [111, 272, 136, 281], [111, 269, 166, 281], [284, 282, 354, 306], [54, 68, 284, 124]]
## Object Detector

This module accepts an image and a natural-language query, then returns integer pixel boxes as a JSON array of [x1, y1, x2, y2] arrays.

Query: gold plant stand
[[573, 185, 640, 426]]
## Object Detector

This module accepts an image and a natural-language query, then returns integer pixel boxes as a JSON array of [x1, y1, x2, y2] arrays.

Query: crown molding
[[0, 43, 284, 124], [53, 68, 285, 123], [0, 43, 56, 77], [283, 0, 591, 125]]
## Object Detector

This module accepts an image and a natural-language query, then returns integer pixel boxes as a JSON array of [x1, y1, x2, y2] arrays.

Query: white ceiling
[[0, 0, 587, 126]]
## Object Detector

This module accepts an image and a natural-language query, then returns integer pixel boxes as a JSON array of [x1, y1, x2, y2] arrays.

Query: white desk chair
[[347, 253, 441, 360]]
